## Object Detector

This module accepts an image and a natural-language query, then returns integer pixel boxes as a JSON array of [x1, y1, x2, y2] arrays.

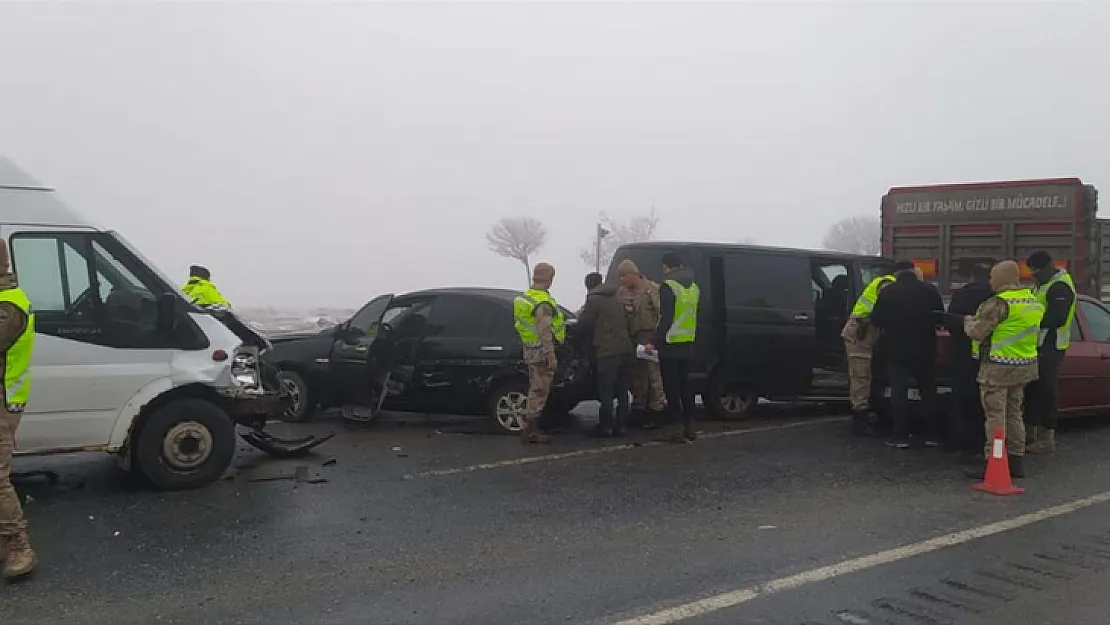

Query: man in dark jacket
[[870, 266, 945, 448], [578, 276, 636, 437], [645, 252, 700, 442], [1025, 251, 1076, 455], [945, 262, 995, 457]]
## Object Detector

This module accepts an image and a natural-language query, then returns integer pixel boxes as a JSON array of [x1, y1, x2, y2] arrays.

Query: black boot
[[641, 409, 662, 431], [1008, 454, 1025, 479]]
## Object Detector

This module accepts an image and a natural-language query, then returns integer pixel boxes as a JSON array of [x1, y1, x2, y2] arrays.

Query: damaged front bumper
[[218, 346, 334, 458]]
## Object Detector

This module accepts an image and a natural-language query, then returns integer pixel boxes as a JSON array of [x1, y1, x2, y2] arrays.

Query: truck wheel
[[278, 370, 315, 422], [704, 370, 757, 420], [134, 398, 236, 491], [488, 380, 529, 434]]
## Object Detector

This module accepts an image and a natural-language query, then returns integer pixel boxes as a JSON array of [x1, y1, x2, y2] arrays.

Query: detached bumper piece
[[239, 428, 335, 459]]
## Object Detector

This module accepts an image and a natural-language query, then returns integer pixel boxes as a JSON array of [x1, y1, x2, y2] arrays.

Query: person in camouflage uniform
[[841, 264, 910, 435], [616, 260, 666, 428], [0, 239, 36, 580], [515, 263, 562, 444], [962, 260, 1042, 479]]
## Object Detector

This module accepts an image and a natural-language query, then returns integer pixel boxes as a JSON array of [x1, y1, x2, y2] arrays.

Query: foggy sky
[[1, 2, 1107, 308]]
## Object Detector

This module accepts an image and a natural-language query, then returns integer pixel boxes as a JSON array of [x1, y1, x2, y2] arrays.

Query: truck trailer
[[880, 178, 1104, 297]]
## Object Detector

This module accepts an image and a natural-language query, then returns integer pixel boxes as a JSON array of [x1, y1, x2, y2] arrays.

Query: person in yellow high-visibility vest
[[841, 261, 914, 436], [0, 239, 37, 580], [644, 252, 700, 442], [182, 265, 230, 308], [961, 260, 1044, 480], [1024, 251, 1076, 455], [513, 262, 564, 444]]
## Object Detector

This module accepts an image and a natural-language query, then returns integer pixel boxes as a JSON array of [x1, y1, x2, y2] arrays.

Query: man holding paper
[[645, 252, 700, 443], [617, 260, 666, 430]]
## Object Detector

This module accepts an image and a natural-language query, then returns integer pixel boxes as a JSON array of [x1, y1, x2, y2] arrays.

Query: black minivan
[[607, 242, 895, 419]]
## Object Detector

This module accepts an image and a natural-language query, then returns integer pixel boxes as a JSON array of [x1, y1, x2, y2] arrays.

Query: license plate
[[884, 387, 922, 401]]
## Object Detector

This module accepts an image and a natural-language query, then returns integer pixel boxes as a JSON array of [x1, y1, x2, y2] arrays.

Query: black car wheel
[[704, 370, 757, 420], [278, 370, 315, 423], [133, 398, 237, 491], [488, 379, 528, 434]]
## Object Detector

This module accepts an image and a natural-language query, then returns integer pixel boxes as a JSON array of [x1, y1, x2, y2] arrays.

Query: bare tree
[[737, 236, 758, 245], [486, 216, 549, 284], [822, 215, 881, 255], [580, 209, 660, 271]]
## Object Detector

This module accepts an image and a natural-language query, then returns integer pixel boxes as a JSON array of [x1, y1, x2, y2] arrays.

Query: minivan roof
[[0, 156, 98, 228], [0, 156, 50, 190], [618, 241, 889, 262]]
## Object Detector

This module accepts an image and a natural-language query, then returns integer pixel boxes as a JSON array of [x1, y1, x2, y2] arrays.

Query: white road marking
[[404, 416, 848, 479], [608, 489, 1110, 625]]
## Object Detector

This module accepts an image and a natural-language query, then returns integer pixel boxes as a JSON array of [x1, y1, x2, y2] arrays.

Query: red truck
[[881, 178, 1110, 414]]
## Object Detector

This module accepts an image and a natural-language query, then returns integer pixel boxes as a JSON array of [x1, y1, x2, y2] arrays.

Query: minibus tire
[[135, 399, 237, 491]]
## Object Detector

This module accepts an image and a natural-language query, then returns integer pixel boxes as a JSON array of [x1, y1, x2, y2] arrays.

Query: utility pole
[[595, 222, 610, 274]]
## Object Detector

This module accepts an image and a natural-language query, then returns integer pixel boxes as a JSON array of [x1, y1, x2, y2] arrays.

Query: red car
[[929, 295, 1110, 413]]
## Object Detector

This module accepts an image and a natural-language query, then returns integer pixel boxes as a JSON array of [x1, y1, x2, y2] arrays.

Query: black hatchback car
[[262, 288, 591, 433]]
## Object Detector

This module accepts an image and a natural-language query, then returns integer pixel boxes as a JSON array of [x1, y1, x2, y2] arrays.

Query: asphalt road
[[4, 404, 1110, 625]]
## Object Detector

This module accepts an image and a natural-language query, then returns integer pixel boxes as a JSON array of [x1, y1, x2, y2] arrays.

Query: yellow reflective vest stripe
[[971, 289, 1044, 365], [664, 280, 700, 344], [1033, 270, 1076, 351], [0, 287, 34, 409], [851, 275, 895, 318], [513, 288, 566, 345]]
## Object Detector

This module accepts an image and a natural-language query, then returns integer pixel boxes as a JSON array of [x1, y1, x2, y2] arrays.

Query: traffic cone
[[972, 427, 1024, 496]]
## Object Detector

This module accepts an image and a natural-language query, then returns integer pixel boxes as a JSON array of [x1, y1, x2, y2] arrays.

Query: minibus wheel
[[134, 398, 237, 490]]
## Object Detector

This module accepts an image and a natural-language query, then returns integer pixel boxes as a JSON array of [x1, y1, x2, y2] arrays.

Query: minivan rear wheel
[[705, 372, 757, 420]]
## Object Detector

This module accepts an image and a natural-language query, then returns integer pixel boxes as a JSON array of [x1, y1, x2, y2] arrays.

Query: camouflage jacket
[[963, 285, 1040, 387], [618, 279, 661, 344]]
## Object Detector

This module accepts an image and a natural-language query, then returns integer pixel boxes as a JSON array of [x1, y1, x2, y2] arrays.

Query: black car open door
[[329, 294, 394, 411]]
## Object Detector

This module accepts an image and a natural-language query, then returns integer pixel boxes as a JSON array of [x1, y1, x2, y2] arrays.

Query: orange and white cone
[[972, 427, 1024, 496]]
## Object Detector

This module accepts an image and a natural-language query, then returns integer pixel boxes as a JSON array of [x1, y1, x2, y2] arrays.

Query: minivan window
[[11, 231, 188, 349], [10, 235, 85, 311], [723, 252, 811, 310], [861, 262, 896, 284], [606, 246, 674, 284]]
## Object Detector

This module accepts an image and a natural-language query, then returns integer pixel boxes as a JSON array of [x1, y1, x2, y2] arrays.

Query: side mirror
[[157, 292, 179, 334]]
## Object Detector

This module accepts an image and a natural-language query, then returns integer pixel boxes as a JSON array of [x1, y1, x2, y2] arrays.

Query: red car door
[[1058, 298, 1110, 413]]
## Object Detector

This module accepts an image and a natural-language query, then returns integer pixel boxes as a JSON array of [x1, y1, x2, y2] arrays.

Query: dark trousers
[[889, 359, 939, 441], [1026, 347, 1063, 430], [596, 354, 633, 431], [950, 358, 983, 450], [660, 357, 695, 426]]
